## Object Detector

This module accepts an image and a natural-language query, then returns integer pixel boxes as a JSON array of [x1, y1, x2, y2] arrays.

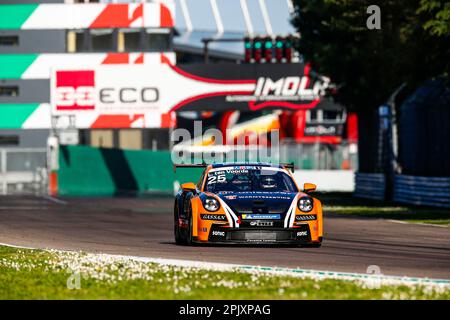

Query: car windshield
[[204, 167, 297, 193]]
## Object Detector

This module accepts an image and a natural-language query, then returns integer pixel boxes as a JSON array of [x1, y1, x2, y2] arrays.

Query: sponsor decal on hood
[[242, 214, 281, 220], [218, 191, 296, 201]]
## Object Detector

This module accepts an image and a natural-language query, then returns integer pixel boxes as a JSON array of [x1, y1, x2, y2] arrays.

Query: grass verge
[[319, 193, 450, 226], [0, 245, 448, 299]]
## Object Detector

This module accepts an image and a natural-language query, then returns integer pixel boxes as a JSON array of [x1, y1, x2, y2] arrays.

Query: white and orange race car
[[174, 163, 323, 246]]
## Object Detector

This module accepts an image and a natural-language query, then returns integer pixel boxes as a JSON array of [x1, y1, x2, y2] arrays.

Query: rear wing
[[281, 163, 295, 173], [173, 163, 294, 172], [173, 163, 208, 172]]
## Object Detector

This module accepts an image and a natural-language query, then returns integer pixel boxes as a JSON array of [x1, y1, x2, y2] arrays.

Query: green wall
[[58, 145, 204, 196]]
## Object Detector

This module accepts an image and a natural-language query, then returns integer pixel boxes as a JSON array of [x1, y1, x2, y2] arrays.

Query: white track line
[[40, 195, 68, 205], [0, 242, 35, 249], [387, 219, 449, 228], [1, 242, 449, 288]]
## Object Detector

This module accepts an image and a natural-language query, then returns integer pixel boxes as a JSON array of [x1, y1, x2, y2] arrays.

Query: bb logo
[[55, 70, 95, 110]]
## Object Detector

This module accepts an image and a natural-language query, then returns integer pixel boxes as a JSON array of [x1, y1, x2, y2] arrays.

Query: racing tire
[[185, 203, 193, 246], [304, 242, 322, 248], [174, 202, 186, 245]]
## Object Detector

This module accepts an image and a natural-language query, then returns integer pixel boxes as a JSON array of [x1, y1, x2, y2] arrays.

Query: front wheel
[[303, 242, 322, 248]]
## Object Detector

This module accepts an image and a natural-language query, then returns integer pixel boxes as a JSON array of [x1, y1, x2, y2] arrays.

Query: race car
[[174, 163, 323, 246]]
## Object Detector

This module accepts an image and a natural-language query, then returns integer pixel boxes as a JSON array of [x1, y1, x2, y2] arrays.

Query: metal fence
[[0, 148, 47, 195], [280, 140, 358, 170], [173, 141, 358, 171]]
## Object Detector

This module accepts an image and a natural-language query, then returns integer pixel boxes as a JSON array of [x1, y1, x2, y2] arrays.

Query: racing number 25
[[207, 174, 226, 184]]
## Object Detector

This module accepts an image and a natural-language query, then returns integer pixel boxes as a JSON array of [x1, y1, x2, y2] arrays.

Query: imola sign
[[51, 58, 337, 128]]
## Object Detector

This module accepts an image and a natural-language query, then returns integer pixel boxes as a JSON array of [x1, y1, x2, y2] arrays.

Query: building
[[0, 0, 176, 150]]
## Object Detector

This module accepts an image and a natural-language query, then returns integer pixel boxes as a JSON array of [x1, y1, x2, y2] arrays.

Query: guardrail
[[393, 175, 450, 208], [353, 173, 386, 200]]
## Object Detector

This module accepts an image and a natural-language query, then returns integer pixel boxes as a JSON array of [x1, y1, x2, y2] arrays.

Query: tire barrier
[[353, 173, 386, 200], [399, 78, 450, 177], [393, 175, 450, 208], [354, 172, 450, 208]]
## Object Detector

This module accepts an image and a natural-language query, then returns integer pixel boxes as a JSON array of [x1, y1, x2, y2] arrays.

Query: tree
[[419, 0, 450, 37], [291, 0, 450, 111]]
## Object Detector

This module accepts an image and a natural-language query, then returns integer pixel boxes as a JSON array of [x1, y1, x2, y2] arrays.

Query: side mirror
[[181, 182, 196, 191], [303, 183, 316, 193]]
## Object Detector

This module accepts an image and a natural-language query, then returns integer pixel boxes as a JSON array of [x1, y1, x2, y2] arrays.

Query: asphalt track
[[0, 195, 449, 279]]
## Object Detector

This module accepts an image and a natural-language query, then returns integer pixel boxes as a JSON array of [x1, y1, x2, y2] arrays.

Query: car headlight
[[203, 197, 220, 212], [298, 197, 313, 212]]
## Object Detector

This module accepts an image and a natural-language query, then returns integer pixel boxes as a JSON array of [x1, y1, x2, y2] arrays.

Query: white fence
[[294, 170, 355, 192], [0, 148, 47, 195]]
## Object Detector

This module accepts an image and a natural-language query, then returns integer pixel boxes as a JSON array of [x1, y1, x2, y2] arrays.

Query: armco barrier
[[353, 173, 386, 200], [58, 145, 203, 196], [393, 175, 450, 208]]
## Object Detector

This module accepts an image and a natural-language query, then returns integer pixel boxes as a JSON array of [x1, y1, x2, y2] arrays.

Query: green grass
[[0, 246, 448, 300], [319, 193, 450, 226]]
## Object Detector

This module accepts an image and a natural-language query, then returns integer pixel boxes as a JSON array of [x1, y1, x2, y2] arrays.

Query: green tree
[[292, 0, 449, 111], [419, 0, 450, 36]]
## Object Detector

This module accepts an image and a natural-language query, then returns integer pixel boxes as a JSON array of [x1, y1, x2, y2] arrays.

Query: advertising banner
[[175, 62, 332, 112], [304, 124, 344, 136], [50, 58, 335, 129], [0, 2, 174, 30]]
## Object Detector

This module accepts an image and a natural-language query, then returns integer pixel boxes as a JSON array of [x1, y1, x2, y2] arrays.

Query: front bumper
[[200, 224, 316, 244]]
